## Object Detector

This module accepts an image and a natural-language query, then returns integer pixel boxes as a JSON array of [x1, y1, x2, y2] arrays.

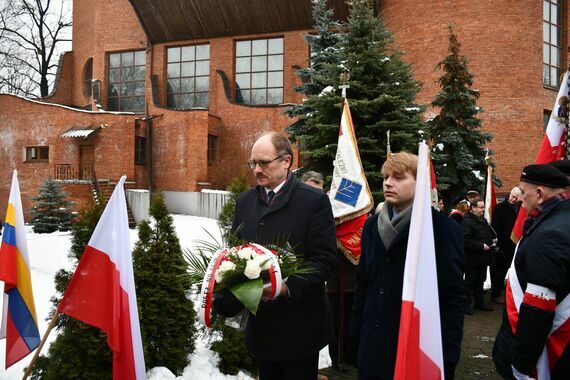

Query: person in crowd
[[490, 187, 522, 304], [449, 197, 470, 224], [301, 171, 325, 190], [550, 158, 570, 187], [462, 197, 496, 314], [466, 189, 480, 203], [493, 164, 570, 380], [351, 151, 465, 380], [214, 132, 337, 380], [301, 171, 357, 372], [437, 196, 445, 213]]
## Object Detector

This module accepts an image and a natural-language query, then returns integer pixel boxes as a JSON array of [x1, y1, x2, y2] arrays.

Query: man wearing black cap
[[550, 159, 570, 188], [493, 164, 570, 380]]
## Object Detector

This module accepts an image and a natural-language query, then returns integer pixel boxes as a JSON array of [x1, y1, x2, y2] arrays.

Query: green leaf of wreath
[[230, 278, 263, 316]]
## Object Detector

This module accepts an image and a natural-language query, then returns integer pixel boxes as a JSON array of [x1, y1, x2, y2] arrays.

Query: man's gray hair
[[301, 171, 324, 184]]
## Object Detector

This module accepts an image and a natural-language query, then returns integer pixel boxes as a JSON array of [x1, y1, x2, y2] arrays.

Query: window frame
[[208, 134, 218, 165], [544, 0, 563, 88], [166, 43, 211, 109], [25, 146, 49, 163], [134, 136, 147, 165], [107, 50, 146, 112], [234, 37, 284, 105]]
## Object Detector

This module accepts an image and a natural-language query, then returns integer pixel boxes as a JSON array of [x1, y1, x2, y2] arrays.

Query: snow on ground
[[0, 215, 331, 379]]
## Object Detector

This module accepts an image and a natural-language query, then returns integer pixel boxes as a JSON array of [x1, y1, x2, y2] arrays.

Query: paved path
[[319, 298, 504, 379]]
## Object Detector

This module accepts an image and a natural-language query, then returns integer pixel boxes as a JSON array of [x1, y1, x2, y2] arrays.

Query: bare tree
[[0, 0, 71, 97]]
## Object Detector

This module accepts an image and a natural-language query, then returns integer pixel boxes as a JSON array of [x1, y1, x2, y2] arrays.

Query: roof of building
[[128, 0, 349, 43]]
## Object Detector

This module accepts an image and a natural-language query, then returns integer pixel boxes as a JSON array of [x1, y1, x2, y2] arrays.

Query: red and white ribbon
[[197, 244, 283, 327], [198, 248, 229, 327]]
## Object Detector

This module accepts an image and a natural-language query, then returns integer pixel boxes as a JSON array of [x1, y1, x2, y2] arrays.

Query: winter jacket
[[462, 212, 495, 267], [350, 209, 465, 379]]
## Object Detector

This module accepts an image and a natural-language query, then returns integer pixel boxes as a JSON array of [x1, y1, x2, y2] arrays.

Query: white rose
[[237, 247, 257, 260], [244, 259, 262, 279], [254, 254, 271, 270], [215, 261, 236, 283]]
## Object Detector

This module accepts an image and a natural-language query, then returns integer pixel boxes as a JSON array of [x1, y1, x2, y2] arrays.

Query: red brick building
[[0, 0, 565, 218]]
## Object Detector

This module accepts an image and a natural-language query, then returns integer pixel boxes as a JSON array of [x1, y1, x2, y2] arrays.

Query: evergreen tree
[[218, 172, 249, 242], [29, 199, 112, 380], [132, 191, 197, 375], [426, 26, 497, 202], [288, 0, 424, 201], [29, 178, 74, 233]]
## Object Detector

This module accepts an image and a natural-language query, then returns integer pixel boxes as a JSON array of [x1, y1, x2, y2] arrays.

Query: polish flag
[[512, 72, 568, 242], [57, 176, 145, 379], [394, 142, 444, 380]]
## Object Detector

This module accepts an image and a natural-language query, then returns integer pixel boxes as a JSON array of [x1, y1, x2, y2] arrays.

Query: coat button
[[379, 288, 384, 295], [374, 323, 379, 328], [259, 220, 265, 226], [384, 257, 390, 263]]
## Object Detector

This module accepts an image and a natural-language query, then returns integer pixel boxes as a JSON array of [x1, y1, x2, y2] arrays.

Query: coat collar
[[255, 172, 298, 216]]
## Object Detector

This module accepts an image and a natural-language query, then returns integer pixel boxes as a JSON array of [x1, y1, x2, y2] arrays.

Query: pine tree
[[29, 178, 74, 233], [288, 0, 424, 201], [29, 199, 112, 380], [132, 191, 197, 375], [426, 25, 496, 202]]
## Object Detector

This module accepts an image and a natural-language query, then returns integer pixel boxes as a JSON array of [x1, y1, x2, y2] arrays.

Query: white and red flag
[[328, 100, 374, 264], [512, 71, 568, 242], [484, 159, 497, 224], [57, 176, 145, 379], [394, 142, 444, 380]]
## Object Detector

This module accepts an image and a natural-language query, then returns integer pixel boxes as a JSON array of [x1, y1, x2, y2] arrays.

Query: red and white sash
[[506, 243, 570, 379]]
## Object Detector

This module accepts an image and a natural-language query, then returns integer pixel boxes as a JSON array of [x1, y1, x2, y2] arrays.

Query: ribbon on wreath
[[198, 244, 283, 327]]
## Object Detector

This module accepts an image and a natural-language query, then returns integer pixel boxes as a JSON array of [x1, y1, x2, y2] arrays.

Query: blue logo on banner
[[335, 178, 362, 207]]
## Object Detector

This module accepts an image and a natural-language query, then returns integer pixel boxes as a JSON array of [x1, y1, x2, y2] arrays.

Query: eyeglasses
[[247, 155, 283, 170]]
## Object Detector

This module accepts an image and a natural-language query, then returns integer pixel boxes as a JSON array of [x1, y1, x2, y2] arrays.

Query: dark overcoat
[[351, 209, 465, 379], [493, 199, 570, 379], [231, 174, 337, 362], [462, 212, 495, 267]]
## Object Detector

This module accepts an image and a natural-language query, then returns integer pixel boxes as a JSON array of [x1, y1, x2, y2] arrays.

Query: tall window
[[108, 50, 146, 112], [135, 136, 147, 165], [167, 44, 210, 109], [208, 135, 218, 165], [25, 146, 49, 162], [235, 37, 283, 105], [544, 0, 562, 87]]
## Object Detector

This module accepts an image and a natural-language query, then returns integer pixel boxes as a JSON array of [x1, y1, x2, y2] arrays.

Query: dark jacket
[[493, 199, 570, 379], [231, 173, 337, 362], [462, 212, 495, 267], [491, 199, 519, 263], [350, 209, 465, 379]]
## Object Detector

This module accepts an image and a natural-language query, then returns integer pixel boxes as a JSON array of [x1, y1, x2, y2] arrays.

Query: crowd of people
[[214, 132, 570, 380]]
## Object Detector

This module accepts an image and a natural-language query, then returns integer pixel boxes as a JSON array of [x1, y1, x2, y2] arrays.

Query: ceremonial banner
[[512, 72, 568, 242], [0, 170, 40, 368], [428, 154, 438, 208], [484, 162, 497, 224], [57, 176, 145, 379], [394, 142, 444, 380], [328, 100, 374, 263]]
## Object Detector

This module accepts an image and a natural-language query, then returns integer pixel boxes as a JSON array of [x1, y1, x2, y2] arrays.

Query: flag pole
[[22, 310, 60, 380], [336, 72, 351, 372]]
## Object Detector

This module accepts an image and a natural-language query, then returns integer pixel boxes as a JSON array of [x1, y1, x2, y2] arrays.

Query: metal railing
[[53, 164, 94, 181]]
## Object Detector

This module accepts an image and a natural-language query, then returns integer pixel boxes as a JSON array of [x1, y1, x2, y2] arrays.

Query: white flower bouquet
[[187, 240, 312, 328]]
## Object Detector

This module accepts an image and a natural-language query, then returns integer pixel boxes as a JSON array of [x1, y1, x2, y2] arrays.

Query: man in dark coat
[[490, 187, 522, 304], [351, 151, 465, 380], [493, 164, 570, 380], [462, 197, 496, 313], [219, 132, 337, 380]]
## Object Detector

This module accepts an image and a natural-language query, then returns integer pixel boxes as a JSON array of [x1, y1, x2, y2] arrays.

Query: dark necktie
[[267, 190, 275, 205]]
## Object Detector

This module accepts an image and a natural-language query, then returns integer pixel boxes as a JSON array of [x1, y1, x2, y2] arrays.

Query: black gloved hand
[[212, 288, 244, 318]]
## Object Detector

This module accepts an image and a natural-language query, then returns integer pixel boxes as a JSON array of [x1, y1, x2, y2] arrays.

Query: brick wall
[[381, 0, 565, 190]]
